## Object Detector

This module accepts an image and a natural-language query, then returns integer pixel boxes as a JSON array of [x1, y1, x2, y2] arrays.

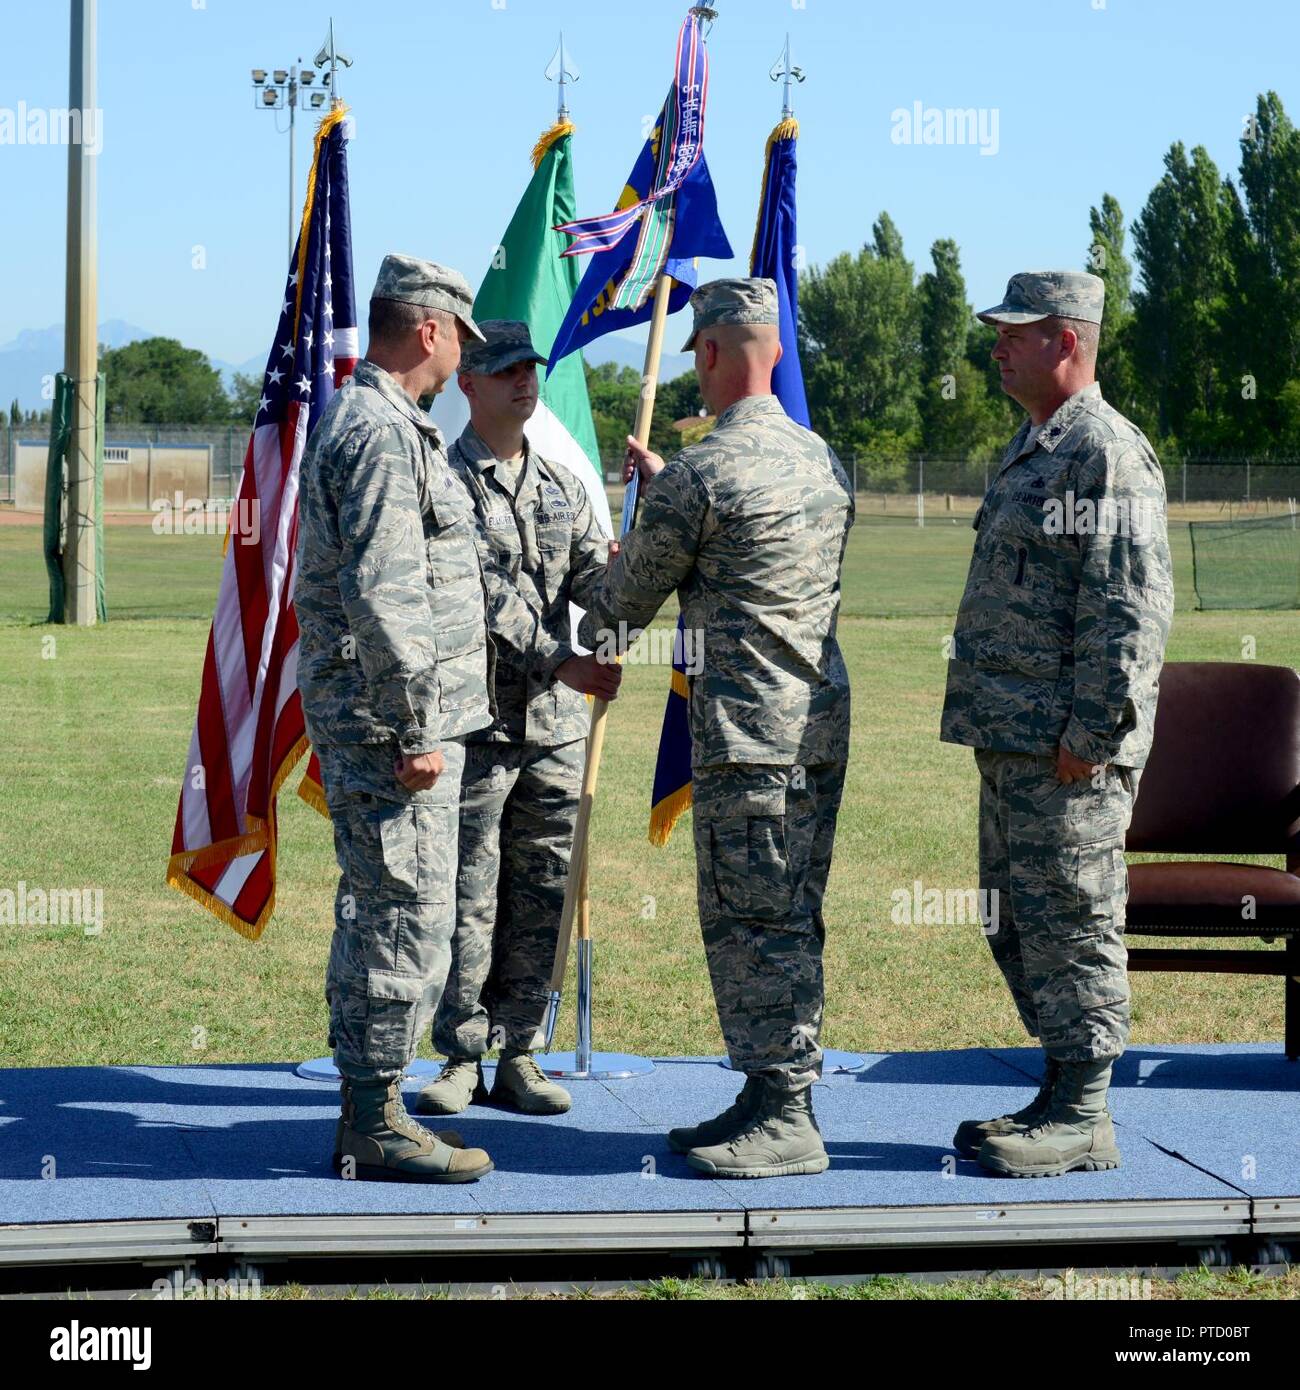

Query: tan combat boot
[[334, 1109, 464, 1158], [978, 1058, 1121, 1178], [686, 1081, 830, 1179], [952, 1057, 1061, 1157], [413, 1057, 489, 1116], [668, 1077, 763, 1154], [335, 1077, 493, 1183], [490, 1050, 572, 1115]]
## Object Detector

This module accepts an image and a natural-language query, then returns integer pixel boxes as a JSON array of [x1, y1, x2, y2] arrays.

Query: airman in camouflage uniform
[[577, 279, 855, 1179], [414, 321, 619, 1119], [296, 256, 604, 1181], [940, 270, 1174, 1177]]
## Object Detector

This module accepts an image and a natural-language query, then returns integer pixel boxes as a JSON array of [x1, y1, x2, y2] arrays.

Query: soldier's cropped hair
[[368, 297, 453, 347], [1043, 314, 1100, 363]]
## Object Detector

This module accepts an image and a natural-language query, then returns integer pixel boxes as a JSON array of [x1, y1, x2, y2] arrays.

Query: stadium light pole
[[64, 0, 98, 626], [249, 25, 349, 263], [251, 61, 328, 259]]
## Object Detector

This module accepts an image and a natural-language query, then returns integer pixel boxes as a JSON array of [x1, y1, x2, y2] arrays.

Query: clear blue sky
[[2, 0, 1296, 363]]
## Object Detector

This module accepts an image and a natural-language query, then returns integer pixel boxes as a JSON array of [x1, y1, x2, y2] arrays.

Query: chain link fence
[[4, 421, 1298, 522], [1, 421, 247, 508], [840, 457, 1300, 523]]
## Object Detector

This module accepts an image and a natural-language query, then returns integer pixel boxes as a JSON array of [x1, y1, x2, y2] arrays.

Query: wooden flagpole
[[544, 272, 673, 1073]]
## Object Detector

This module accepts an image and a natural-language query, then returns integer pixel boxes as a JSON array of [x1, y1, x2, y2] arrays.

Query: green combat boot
[[978, 1058, 1121, 1178], [952, 1057, 1061, 1158], [334, 1077, 493, 1183], [667, 1076, 762, 1154], [490, 1050, 572, 1115], [686, 1082, 830, 1179], [413, 1057, 489, 1116]]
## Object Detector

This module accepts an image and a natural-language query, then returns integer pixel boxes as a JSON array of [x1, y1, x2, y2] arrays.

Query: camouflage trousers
[[974, 749, 1140, 1062], [692, 761, 847, 1094], [316, 738, 466, 1082], [433, 737, 584, 1058]]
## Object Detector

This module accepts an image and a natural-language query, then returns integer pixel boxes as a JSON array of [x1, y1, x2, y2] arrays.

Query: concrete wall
[[13, 440, 213, 513]]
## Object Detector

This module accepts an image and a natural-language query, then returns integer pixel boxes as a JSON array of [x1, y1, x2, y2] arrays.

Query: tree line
[[66, 90, 1299, 473], [797, 90, 1300, 469]]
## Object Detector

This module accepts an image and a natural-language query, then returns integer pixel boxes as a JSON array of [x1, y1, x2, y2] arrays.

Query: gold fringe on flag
[[297, 768, 330, 818], [647, 667, 694, 845], [531, 119, 575, 172], [648, 783, 694, 847], [165, 732, 315, 941], [294, 104, 351, 323]]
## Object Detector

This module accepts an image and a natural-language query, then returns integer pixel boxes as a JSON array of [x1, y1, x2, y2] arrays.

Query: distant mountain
[[0, 318, 151, 358], [0, 320, 690, 418], [0, 321, 269, 415], [211, 352, 268, 390], [0, 319, 152, 414], [584, 332, 694, 384]]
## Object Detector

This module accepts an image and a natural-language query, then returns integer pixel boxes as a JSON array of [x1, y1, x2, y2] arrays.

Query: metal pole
[[63, 0, 97, 626], [574, 937, 593, 1074], [287, 64, 297, 260], [542, 992, 561, 1049]]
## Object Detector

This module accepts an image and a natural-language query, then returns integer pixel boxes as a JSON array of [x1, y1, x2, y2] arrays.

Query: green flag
[[472, 121, 612, 537]]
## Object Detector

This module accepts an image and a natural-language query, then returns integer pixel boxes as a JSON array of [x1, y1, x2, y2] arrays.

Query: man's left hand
[[625, 435, 665, 484]]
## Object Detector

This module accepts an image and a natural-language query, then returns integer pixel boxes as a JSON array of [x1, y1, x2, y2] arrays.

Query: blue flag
[[649, 117, 809, 845], [548, 8, 731, 372], [751, 118, 809, 427]]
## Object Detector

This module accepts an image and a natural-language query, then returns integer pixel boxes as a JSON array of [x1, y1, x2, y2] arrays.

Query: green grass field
[[1, 512, 1295, 1072]]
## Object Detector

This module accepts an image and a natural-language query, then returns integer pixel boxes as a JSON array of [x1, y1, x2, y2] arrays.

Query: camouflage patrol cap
[[457, 320, 547, 376], [977, 270, 1105, 326], [370, 253, 486, 342], [681, 276, 780, 350]]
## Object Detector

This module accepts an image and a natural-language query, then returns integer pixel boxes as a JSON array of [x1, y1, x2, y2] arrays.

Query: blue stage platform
[[0, 1046, 1295, 1271]]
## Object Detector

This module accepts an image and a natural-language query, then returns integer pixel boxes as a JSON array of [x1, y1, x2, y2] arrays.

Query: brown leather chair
[[1125, 662, 1300, 1058]]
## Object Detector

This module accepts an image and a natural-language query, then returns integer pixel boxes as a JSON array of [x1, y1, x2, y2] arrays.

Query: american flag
[[166, 107, 357, 939]]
